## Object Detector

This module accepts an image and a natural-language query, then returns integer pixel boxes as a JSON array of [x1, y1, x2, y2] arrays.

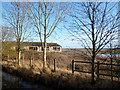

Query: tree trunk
[[18, 51, 21, 65], [91, 7, 95, 84], [43, 3, 47, 72], [92, 48, 95, 84], [43, 42, 47, 72], [18, 38, 20, 65]]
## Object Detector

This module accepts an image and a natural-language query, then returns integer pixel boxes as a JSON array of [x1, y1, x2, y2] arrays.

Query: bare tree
[[2, 26, 14, 41], [26, 2, 71, 71], [66, 2, 119, 83], [2, 2, 32, 65], [2, 25, 14, 59]]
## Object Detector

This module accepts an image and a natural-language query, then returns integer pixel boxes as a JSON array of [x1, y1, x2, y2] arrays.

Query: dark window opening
[[53, 46, 60, 51], [41, 47, 49, 51], [29, 47, 33, 50], [29, 47, 38, 51], [47, 47, 49, 51], [53, 47, 56, 50]]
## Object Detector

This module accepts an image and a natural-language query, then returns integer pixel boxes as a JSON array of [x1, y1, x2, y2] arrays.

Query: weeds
[[2, 52, 120, 88]]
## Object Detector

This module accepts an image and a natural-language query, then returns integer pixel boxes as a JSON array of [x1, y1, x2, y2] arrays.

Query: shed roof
[[22, 42, 61, 47], [3, 41, 61, 47]]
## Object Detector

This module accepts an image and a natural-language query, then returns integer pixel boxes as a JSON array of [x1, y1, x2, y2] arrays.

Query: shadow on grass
[[2, 63, 120, 88]]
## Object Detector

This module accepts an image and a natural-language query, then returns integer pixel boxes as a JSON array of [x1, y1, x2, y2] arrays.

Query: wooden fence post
[[30, 56, 32, 66], [54, 58, 56, 72], [72, 59, 75, 74], [110, 57, 113, 87], [97, 61, 100, 80]]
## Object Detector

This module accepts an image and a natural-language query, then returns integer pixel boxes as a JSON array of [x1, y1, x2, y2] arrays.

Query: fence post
[[110, 57, 113, 87], [72, 59, 75, 74], [54, 58, 56, 72], [97, 61, 100, 80], [30, 56, 32, 66]]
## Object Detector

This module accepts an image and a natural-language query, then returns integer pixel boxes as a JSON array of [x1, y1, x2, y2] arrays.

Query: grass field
[[2, 51, 120, 88]]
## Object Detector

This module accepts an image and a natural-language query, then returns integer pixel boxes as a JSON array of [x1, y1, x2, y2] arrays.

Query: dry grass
[[2, 59, 91, 88], [2, 52, 120, 88]]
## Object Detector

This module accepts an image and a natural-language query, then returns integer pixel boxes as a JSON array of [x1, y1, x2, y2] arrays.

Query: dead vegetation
[[2, 52, 120, 88]]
